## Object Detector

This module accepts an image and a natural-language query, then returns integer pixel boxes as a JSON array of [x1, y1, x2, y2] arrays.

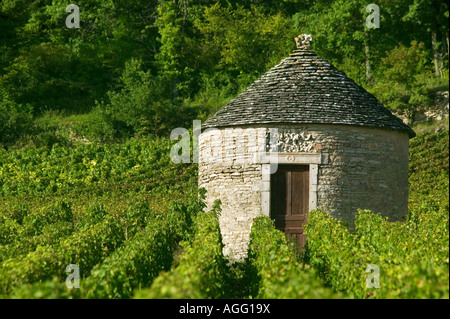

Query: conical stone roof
[[202, 42, 415, 138]]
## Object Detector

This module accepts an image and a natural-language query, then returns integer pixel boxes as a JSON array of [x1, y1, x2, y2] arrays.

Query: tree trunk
[[445, 31, 449, 62], [364, 31, 373, 84], [431, 0, 443, 78], [431, 30, 443, 78], [182, 0, 188, 34]]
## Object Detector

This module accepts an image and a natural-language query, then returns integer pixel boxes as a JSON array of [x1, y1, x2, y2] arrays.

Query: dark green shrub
[[105, 58, 197, 137], [69, 105, 127, 143], [0, 99, 33, 146]]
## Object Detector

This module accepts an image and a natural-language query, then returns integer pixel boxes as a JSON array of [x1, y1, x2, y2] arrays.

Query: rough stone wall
[[198, 124, 410, 261], [198, 127, 267, 261], [278, 124, 411, 226]]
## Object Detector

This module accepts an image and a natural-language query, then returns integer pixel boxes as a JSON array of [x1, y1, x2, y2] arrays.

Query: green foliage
[[10, 278, 75, 299], [104, 58, 197, 136], [293, 0, 367, 71], [5, 189, 206, 299], [0, 214, 126, 297], [0, 136, 197, 198], [81, 221, 173, 299], [195, 2, 296, 93], [154, 0, 189, 95], [1, 0, 448, 140], [200, 3, 294, 75], [0, 134, 200, 298], [1, 128, 448, 299], [0, 216, 22, 246], [75, 201, 108, 230], [304, 208, 448, 298], [78, 190, 205, 299], [1, 0, 449, 300], [0, 99, 33, 146], [0, 0, 157, 115], [67, 105, 120, 143], [304, 130, 449, 299], [80, 218, 174, 299], [368, 41, 447, 123], [0, 130, 202, 298], [22, 200, 73, 231], [247, 216, 339, 298], [0, 200, 75, 263], [134, 202, 228, 299], [0, 42, 107, 114], [408, 130, 449, 214]]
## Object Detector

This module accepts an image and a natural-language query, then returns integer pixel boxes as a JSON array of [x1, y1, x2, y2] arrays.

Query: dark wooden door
[[270, 165, 309, 247]]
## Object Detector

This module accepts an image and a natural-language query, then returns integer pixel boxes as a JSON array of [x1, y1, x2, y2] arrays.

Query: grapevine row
[[247, 216, 338, 298], [304, 209, 449, 298], [134, 202, 228, 299], [0, 215, 125, 297], [7, 189, 205, 299]]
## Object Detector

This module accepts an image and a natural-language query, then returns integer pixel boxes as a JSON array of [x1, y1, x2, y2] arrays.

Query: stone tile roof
[[202, 49, 416, 138]]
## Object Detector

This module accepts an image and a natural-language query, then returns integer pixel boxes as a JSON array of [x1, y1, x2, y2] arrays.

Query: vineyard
[[0, 129, 448, 299]]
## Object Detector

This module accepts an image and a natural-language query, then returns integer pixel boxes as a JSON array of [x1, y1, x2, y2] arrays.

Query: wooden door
[[270, 165, 309, 247]]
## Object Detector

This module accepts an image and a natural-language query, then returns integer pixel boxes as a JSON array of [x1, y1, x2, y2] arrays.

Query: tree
[[0, 0, 162, 114], [292, 0, 426, 86], [292, 0, 374, 85], [196, 2, 296, 90], [154, 0, 196, 99], [105, 58, 196, 136], [368, 41, 434, 124], [403, 0, 449, 78]]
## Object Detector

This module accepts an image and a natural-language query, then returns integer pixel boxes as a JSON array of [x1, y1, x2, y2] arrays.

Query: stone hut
[[198, 35, 415, 261]]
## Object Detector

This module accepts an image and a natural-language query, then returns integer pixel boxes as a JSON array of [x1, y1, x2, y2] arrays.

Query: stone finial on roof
[[295, 34, 313, 50]]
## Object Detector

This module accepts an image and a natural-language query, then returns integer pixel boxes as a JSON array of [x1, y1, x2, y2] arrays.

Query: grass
[[412, 117, 449, 135]]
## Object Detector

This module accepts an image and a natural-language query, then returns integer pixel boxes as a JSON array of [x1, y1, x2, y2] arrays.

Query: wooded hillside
[[1, 0, 448, 147]]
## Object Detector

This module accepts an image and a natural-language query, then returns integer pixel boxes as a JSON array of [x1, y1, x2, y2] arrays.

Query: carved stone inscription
[[266, 129, 315, 153]]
